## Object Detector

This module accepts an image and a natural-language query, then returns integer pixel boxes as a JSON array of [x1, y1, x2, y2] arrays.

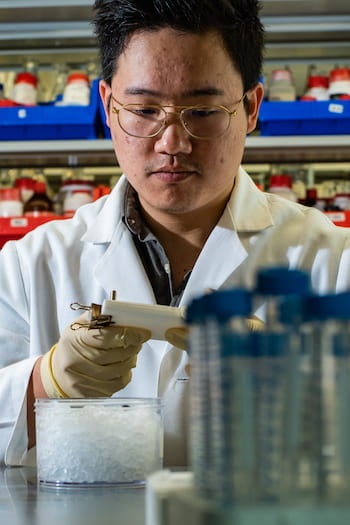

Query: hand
[[40, 312, 151, 398], [165, 326, 189, 350], [246, 316, 264, 331], [165, 315, 264, 350]]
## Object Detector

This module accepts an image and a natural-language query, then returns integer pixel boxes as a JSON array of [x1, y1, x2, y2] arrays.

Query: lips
[[150, 164, 197, 182], [151, 169, 195, 183]]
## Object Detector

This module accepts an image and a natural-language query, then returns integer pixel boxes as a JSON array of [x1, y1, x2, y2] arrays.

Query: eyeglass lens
[[118, 105, 231, 138]]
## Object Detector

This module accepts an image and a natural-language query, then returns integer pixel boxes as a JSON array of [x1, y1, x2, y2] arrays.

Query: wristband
[[40, 345, 69, 399]]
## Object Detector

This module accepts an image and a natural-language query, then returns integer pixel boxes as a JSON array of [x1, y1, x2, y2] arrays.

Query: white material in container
[[35, 398, 163, 487]]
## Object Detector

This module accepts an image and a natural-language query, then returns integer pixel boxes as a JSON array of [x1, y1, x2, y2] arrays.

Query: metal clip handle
[[69, 301, 114, 330]]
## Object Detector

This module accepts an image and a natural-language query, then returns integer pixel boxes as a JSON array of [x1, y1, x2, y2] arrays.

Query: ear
[[246, 82, 264, 134], [99, 80, 112, 129]]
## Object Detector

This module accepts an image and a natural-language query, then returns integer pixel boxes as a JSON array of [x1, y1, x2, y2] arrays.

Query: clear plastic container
[[328, 67, 350, 98], [0, 187, 23, 217], [186, 289, 254, 504], [60, 180, 94, 216], [268, 68, 296, 102], [35, 398, 164, 487], [301, 74, 329, 101], [61, 72, 90, 106], [11, 71, 38, 106], [299, 292, 350, 504]]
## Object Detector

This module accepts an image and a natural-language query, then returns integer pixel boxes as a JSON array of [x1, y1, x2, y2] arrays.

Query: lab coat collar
[[81, 167, 274, 302], [81, 175, 129, 243], [82, 167, 273, 243], [228, 166, 274, 232]]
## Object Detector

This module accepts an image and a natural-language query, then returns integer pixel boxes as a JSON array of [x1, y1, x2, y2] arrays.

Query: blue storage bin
[[259, 100, 350, 136], [0, 78, 103, 140]]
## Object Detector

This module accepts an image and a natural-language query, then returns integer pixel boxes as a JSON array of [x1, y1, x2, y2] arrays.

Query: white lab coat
[[1, 167, 350, 467]]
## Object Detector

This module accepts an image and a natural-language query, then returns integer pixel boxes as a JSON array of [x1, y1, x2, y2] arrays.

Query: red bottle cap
[[14, 177, 36, 190], [269, 174, 293, 188], [66, 72, 90, 85], [329, 67, 350, 82], [33, 181, 47, 193], [306, 188, 317, 199], [15, 72, 38, 88], [307, 75, 329, 89], [0, 187, 21, 201]]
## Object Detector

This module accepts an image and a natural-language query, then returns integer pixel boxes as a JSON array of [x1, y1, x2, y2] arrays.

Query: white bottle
[[0, 188, 23, 217], [268, 174, 297, 202], [61, 72, 90, 106], [268, 68, 296, 102], [11, 72, 38, 106]]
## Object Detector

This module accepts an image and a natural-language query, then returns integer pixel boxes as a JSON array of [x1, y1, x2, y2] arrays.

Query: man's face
[[100, 28, 263, 222]]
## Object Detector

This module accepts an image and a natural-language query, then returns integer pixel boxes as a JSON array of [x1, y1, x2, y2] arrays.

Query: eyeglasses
[[110, 94, 246, 140]]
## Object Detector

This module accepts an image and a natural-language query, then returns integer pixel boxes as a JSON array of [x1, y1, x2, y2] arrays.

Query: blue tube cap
[[256, 267, 310, 296], [186, 288, 252, 324]]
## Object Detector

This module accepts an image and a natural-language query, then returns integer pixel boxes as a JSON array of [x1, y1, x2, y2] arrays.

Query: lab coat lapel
[[181, 166, 274, 304], [82, 176, 156, 303], [93, 227, 156, 303], [181, 211, 247, 304]]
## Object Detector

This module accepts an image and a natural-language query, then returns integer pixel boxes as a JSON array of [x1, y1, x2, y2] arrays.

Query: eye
[[128, 106, 160, 117], [187, 107, 221, 118]]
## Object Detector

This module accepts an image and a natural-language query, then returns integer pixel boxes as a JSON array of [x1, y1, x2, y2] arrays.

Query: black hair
[[93, 0, 265, 92]]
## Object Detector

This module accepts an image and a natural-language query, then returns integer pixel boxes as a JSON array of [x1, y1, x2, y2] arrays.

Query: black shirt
[[122, 183, 190, 306]]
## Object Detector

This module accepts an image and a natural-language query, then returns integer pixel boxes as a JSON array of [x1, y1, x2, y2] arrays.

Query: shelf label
[[328, 103, 344, 115], [325, 212, 345, 223], [17, 108, 27, 119], [10, 217, 28, 228]]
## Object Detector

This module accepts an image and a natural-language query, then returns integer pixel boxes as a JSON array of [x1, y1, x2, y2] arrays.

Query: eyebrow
[[123, 86, 226, 97]]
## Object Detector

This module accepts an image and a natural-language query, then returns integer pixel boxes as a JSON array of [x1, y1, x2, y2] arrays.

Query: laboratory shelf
[[2, 135, 350, 168]]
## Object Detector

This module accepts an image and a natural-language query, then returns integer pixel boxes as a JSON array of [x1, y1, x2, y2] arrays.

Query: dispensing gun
[[70, 290, 185, 340]]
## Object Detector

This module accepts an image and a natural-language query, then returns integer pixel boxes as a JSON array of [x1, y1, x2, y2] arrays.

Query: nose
[[153, 113, 193, 155]]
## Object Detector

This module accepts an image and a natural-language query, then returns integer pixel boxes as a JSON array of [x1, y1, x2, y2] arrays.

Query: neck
[[140, 199, 229, 290]]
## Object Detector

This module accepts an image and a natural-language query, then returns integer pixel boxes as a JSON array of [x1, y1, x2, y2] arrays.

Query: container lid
[[0, 187, 21, 201], [15, 72, 38, 88], [329, 67, 350, 82], [61, 179, 94, 188], [186, 288, 252, 323], [307, 75, 329, 89], [33, 181, 47, 193], [271, 69, 293, 83], [255, 267, 311, 296], [306, 188, 317, 199], [67, 72, 90, 84], [303, 292, 350, 321], [14, 177, 36, 190], [269, 174, 293, 189]]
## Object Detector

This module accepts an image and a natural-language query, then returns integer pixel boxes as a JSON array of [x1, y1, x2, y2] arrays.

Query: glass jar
[[35, 398, 164, 487]]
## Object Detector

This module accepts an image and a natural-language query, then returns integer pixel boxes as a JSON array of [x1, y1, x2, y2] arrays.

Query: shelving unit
[[1, 136, 350, 168], [0, 0, 350, 170]]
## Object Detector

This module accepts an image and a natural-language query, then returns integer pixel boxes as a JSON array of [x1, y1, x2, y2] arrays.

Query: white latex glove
[[40, 312, 151, 398], [246, 316, 264, 331], [165, 326, 189, 350], [165, 316, 264, 350]]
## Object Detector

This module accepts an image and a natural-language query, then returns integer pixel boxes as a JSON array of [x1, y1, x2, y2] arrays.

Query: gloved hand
[[165, 326, 189, 350], [40, 312, 151, 398], [246, 316, 264, 331], [165, 316, 264, 350]]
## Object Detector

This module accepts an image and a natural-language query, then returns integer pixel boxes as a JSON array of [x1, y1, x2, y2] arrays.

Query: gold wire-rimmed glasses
[[110, 93, 246, 140]]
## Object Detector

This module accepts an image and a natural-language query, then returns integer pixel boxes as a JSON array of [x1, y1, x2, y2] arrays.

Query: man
[[0, 0, 349, 468]]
